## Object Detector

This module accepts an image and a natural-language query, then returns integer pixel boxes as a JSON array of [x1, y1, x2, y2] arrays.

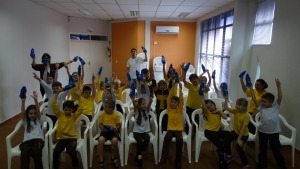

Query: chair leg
[[42, 150, 49, 169], [125, 142, 129, 165], [292, 146, 295, 167], [89, 144, 94, 167], [195, 140, 199, 162], [153, 142, 158, 164], [187, 142, 191, 163], [7, 155, 12, 169], [119, 143, 124, 167]]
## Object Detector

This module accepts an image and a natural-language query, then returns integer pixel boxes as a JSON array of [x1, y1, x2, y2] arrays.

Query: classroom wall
[[150, 21, 196, 73], [111, 20, 145, 82], [0, 0, 69, 123]]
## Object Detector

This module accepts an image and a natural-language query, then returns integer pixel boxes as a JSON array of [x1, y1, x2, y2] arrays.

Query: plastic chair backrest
[[122, 89, 131, 104], [245, 97, 251, 112], [74, 114, 90, 137], [116, 100, 126, 113], [210, 98, 223, 110], [40, 102, 48, 115], [153, 57, 164, 66]]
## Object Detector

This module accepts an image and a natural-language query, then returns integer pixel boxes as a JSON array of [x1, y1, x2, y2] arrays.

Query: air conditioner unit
[[156, 26, 179, 34]]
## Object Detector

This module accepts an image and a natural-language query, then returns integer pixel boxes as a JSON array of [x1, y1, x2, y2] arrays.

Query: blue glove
[[98, 67, 102, 75], [105, 77, 109, 85], [183, 62, 190, 72], [168, 64, 173, 75], [199, 82, 205, 95], [174, 72, 179, 83], [140, 71, 144, 80], [130, 83, 135, 97], [63, 83, 75, 91], [141, 46, 147, 53], [73, 56, 79, 62], [78, 65, 82, 75], [127, 73, 131, 81], [245, 74, 252, 86], [30, 48, 35, 58], [43, 57, 48, 66], [104, 125, 116, 132], [69, 75, 74, 83], [161, 55, 166, 64], [212, 70, 216, 79], [239, 70, 246, 78], [201, 64, 206, 72], [136, 70, 140, 79], [79, 57, 86, 65], [19, 86, 27, 99], [222, 83, 229, 96]]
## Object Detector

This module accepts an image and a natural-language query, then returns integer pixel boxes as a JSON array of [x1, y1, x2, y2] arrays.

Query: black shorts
[[81, 115, 92, 125], [98, 131, 118, 141]]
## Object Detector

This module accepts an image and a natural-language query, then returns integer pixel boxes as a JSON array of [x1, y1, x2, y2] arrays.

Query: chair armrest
[[6, 120, 22, 150], [49, 124, 58, 145], [279, 114, 297, 140]]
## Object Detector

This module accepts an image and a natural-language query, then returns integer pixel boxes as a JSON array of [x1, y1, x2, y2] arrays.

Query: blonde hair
[[114, 79, 121, 84]]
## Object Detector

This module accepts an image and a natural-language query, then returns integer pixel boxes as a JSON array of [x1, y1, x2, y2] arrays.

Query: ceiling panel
[[138, 0, 161, 5], [58, 2, 83, 9], [73, 0, 95, 3], [119, 4, 138, 11], [160, 0, 184, 6], [71, 9, 85, 15], [175, 6, 198, 12], [87, 9, 106, 14], [155, 11, 172, 17], [139, 11, 155, 17], [53, 8, 76, 16], [94, 0, 117, 4], [202, 0, 232, 7], [169, 12, 181, 18], [36, 2, 65, 9], [31, 0, 51, 1], [193, 6, 216, 13], [95, 13, 111, 18], [116, 0, 138, 5], [181, 0, 208, 6], [51, 0, 72, 2], [139, 5, 158, 12], [157, 5, 178, 12], [125, 15, 138, 18], [78, 3, 102, 10], [106, 10, 124, 16], [111, 15, 126, 19], [188, 12, 206, 17], [99, 4, 120, 10]]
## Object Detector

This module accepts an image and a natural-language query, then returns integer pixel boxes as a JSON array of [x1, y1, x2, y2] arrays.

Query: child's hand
[[149, 97, 153, 103], [75, 89, 81, 97], [130, 95, 135, 100], [32, 72, 40, 80], [55, 63, 59, 70], [30, 91, 38, 100], [65, 65, 68, 69], [275, 78, 281, 87], [237, 139, 243, 147], [223, 94, 228, 99], [92, 73, 95, 81]]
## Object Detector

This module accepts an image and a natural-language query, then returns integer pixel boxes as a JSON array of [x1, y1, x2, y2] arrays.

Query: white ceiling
[[31, 0, 234, 20]]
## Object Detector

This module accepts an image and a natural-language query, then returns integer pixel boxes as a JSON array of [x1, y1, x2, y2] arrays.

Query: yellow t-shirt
[[97, 90, 104, 102], [205, 110, 221, 131], [52, 97, 82, 140], [185, 82, 202, 109], [98, 112, 120, 128], [245, 89, 267, 113], [70, 80, 84, 101], [229, 108, 250, 136], [114, 86, 126, 101], [80, 96, 95, 116], [167, 84, 184, 131]]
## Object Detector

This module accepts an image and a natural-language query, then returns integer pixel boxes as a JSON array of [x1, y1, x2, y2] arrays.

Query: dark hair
[[72, 72, 78, 76], [100, 81, 105, 86], [189, 73, 198, 81], [141, 84, 145, 90], [25, 105, 37, 133], [41, 53, 51, 62], [63, 100, 75, 110], [46, 75, 54, 79], [52, 81, 62, 88], [131, 48, 137, 52], [136, 98, 148, 125], [203, 99, 217, 120], [83, 86, 91, 92], [236, 98, 248, 108], [105, 100, 115, 109], [141, 68, 149, 74], [256, 79, 268, 89], [158, 80, 167, 87], [171, 96, 180, 103], [262, 92, 275, 102]]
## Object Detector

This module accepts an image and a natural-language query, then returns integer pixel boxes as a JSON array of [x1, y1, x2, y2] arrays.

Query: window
[[252, 0, 275, 45], [70, 34, 108, 41], [199, 9, 234, 87]]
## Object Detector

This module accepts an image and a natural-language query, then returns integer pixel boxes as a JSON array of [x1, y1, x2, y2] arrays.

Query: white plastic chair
[[49, 114, 90, 169], [6, 115, 53, 169], [122, 89, 135, 113], [153, 56, 166, 82], [124, 111, 158, 165], [89, 111, 124, 167], [255, 113, 296, 167], [137, 53, 149, 73], [158, 110, 192, 163]]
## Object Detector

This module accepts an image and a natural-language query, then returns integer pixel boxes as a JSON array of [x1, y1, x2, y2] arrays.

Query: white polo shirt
[[257, 102, 281, 134], [127, 57, 144, 79]]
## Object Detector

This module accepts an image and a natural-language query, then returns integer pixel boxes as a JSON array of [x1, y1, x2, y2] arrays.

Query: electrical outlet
[[154, 41, 157, 45]]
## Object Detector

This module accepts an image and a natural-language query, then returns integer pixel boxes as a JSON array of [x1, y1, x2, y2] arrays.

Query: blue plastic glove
[[212, 70, 216, 79], [73, 56, 79, 62], [79, 57, 86, 65], [19, 86, 27, 99], [140, 71, 144, 80], [136, 70, 140, 79], [222, 83, 229, 96], [104, 125, 115, 132], [127, 73, 131, 81], [168, 64, 173, 75], [141, 46, 147, 53], [130, 83, 135, 97], [78, 65, 82, 75], [199, 82, 205, 95], [245, 74, 252, 86], [69, 75, 74, 83], [201, 64, 206, 72], [183, 62, 190, 72], [239, 70, 246, 78], [63, 83, 75, 91], [161, 55, 166, 64], [98, 67, 102, 75], [43, 57, 48, 66], [30, 48, 35, 58], [174, 72, 179, 83], [105, 77, 109, 85]]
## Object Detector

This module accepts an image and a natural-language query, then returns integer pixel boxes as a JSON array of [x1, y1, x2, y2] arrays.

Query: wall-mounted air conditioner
[[156, 26, 179, 34]]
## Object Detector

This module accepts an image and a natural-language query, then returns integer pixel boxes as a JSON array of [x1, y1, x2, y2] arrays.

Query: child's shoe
[[158, 158, 167, 166], [138, 159, 143, 169], [225, 155, 234, 163], [175, 160, 181, 169], [133, 155, 138, 163]]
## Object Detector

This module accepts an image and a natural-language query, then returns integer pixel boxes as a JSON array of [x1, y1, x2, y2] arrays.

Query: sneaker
[[242, 166, 249, 169], [133, 155, 138, 163], [175, 160, 181, 169], [138, 159, 143, 169], [158, 158, 167, 166], [225, 155, 234, 163]]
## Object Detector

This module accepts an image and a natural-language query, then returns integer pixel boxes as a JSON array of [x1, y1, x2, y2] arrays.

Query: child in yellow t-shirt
[[97, 100, 121, 169], [70, 63, 85, 101], [96, 73, 105, 103], [222, 94, 250, 169], [158, 82, 183, 169], [52, 90, 83, 169]]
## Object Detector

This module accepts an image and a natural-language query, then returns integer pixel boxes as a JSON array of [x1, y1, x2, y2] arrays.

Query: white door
[[89, 41, 108, 82]]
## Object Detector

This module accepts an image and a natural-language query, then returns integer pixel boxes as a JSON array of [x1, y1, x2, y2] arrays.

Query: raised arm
[[54, 63, 59, 82], [147, 97, 153, 112], [131, 96, 137, 112], [180, 62, 187, 84], [206, 70, 211, 87], [21, 97, 26, 120], [63, 59, 74, 66], [240, 75, 247, 92], [213, 77, 219, 92], [200, 95, 208, 115], [31, 91, 41, 119], [31, 57, 36, 66], [143, 52, 148, 62], [81, 64, 85, 80], [110, 87, 116, 103], [33, 72, 52, 94], [92, 74, 96, 97], [163, 63, 167, 79], [42, 65, 48, 82], [223, 94, 230, 111], [145, 82, 150, 96], [65, 65, 70, 77], [275, 78, 282, 105], [249, 86, 260, 107]]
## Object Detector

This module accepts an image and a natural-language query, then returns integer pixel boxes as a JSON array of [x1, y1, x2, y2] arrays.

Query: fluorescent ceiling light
[[79, 9, 93, 16], [177, 12, 190, 18], [130, 11, 139, 17]]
